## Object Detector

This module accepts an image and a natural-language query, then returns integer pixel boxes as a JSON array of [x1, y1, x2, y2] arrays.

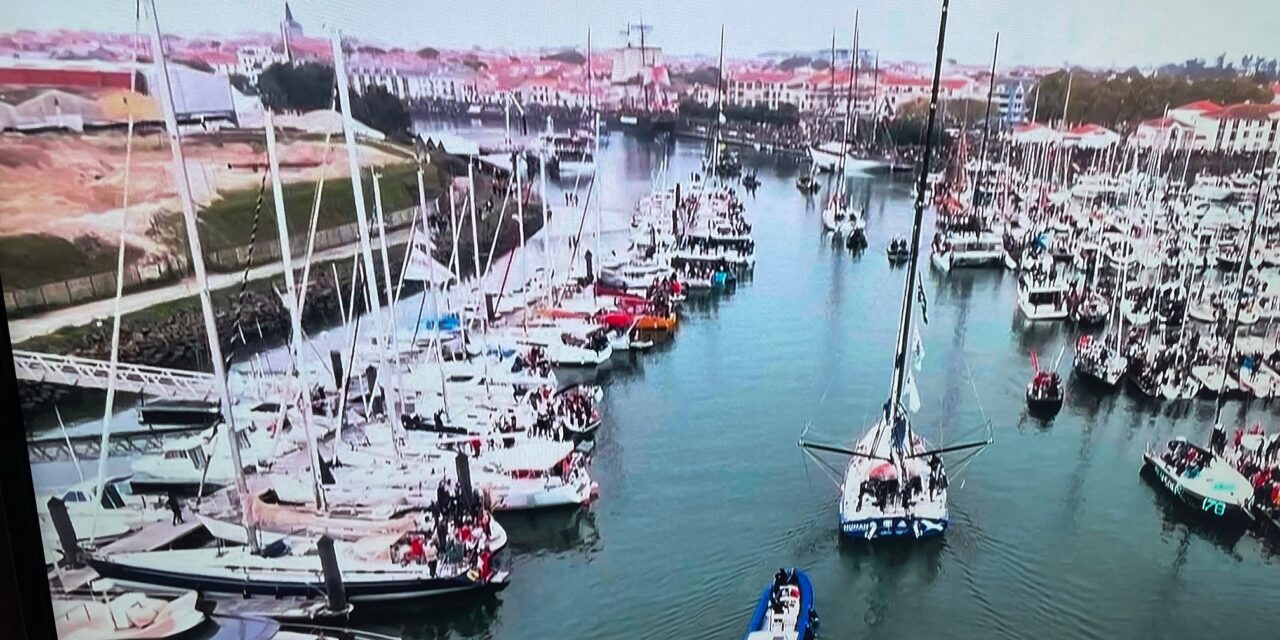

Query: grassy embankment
[[0, 136, 423, 289], [16, 152, 544, 357]]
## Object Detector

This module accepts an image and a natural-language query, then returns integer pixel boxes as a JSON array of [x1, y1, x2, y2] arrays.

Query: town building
[[992, 76, 1032, 124], [1130, 117, 1192, 149], [234, 46, 288, 84], [1165, 100, 1280, 153]]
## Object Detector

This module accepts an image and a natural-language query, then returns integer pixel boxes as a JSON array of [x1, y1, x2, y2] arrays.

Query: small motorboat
[[742, 173, 762, 191], [745, 569, 818, 640], [53, 590, 207, 640], [796, 174, 821, 195], [1026, 370, 1063, 416], [886, 237, 911, 264]]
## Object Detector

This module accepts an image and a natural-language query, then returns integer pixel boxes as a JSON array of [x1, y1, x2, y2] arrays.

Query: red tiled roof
[[1205, 103, 1280, 121], [196, 51, 237, 65], [729, 69, 795, 84], [878, 74, 968, 90], [1067, 124, 1114, 135], [1175, 99, 1223, 113]]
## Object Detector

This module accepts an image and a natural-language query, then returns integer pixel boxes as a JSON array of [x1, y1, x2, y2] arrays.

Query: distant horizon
[[4, 0, 1279, 69]]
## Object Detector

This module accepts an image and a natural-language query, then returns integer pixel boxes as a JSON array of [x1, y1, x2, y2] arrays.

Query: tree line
[[256, 62, 412, 140], [1029, 70, 1272, 131], [678, 98, 801, 127]]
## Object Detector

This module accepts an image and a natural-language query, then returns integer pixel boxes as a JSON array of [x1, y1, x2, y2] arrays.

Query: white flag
[[904, 372, 922, 413], [403, 241, 454, 285], [911, 328, 925, 372]]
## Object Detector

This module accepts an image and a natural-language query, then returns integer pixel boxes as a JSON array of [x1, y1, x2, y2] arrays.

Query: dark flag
[[917, 278, 929, 324]]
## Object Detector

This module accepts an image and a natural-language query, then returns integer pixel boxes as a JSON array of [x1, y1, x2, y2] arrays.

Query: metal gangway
[[12, 349, 218, 399], [16, 350, 293, 462], [12, 349, 287, 402]]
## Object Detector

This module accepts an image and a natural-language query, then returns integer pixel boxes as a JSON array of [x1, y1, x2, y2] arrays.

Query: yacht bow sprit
[[799, 0, 992, 542]]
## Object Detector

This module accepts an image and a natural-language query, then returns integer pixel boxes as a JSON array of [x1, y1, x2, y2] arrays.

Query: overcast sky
[[4, 0, 1278, 68]]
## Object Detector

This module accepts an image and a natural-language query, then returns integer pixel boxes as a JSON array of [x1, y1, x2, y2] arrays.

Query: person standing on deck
[[165, 492, 183, 526]]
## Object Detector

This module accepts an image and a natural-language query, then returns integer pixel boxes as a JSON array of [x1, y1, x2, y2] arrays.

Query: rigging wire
[[224, 169, 271, 366]]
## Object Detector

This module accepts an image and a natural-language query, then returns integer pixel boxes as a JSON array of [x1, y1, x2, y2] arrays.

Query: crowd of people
[[1225, 425, 1280, 514], [853, 456, 946, 513], [1028, 371, 1062, 399], [1160, 439, 1209, 478], [643, 275, 679, 317], [393, 478, 496, 582], [510, 346, 553, 379], [526, 385, 600, 440]]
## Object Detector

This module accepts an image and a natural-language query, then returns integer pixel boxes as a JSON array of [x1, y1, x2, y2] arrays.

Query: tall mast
[[416, 169, 450, 416], [829, 31, 836, 112], [711, 24, 725, 176], [92, 3, 142, 541], [264, 111, 327, 510], [851, 12, 860, 142], [887, 0, 952, 427], [639, 22, 649, 112], [540, 147, 552, 298], [835, 16, 857, 186], [971, 32, 1000, 212], [371, 175, 405, 441], [146, 0, 258, 550], [1214, 152, 1276, 422], [331, 31, 401, 454], [871, 51, 880, 148], [586, 28, 593, 114]]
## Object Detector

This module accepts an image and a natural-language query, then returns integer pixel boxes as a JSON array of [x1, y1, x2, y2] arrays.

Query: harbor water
[[32, 129, 1280, 639]]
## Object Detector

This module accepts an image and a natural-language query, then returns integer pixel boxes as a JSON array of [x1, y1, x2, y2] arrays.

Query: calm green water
[[31, 131, 1280, 638]]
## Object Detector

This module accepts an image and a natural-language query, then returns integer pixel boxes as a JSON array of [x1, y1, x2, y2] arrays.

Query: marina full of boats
[[916, 47, 1280, 541], [31, 3, 760, 630], [18, 3, 1280, 639]]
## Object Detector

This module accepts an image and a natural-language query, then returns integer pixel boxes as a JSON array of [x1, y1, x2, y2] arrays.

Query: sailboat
[[800, 0, 990, 541], [1143, 151, 1275, 524], [819, 17, 867, 238], [86, 10, 509, 602], [615, 22, 675, 136]]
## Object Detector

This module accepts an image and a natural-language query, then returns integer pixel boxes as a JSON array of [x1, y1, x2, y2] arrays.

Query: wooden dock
[[50, 506, 205, 592], [100, 507, 204, 555]]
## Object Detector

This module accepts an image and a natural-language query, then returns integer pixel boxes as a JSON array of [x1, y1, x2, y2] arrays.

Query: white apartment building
[[1166, 100, 1280, 153], [235, 46, 288, 84]]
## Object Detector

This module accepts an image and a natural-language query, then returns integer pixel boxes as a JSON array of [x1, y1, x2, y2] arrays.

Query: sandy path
[[0, 131, 404, 254]]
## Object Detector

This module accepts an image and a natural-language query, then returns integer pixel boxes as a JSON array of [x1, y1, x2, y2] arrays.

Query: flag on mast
[[917, 278, 929, 324], [911, 327, 925, 371], [905, 372, 922, 413]]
